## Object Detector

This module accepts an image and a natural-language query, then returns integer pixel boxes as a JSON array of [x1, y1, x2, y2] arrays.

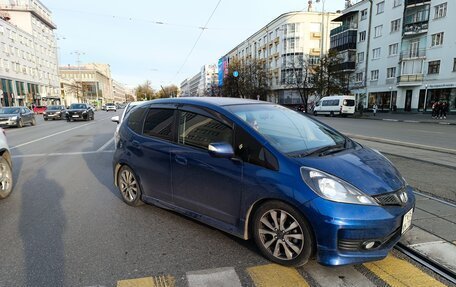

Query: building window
[[371, 70, 379, 81], [374, 25, 382, 37], [361, 9, 368, 20], [359, 31, 366, 42], [434, 3, 447, 19], [453, 58, 456, 72], [391, 19, 401, 33], [355, 72, 363, 82], [377, 1, 385, 14], [357, 52, 365, 63], [431, 32, 444, 47], [428, 60, 440, 74], [389, 43, 398, 56], [387, 67, 396, 78], [394, 0, 402, 7], [372, 48, 381, 59]]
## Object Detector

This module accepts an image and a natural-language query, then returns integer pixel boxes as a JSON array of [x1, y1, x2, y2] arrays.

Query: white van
[[313, 95, 356, 117]]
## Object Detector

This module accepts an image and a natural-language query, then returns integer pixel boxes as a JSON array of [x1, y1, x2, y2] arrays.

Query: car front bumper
[[44, 113, 63, 119], [0, 119, 19, 126], [300, 186, 415, 266]]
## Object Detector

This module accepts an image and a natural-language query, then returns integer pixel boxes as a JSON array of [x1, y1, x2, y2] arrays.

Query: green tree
[[135, 80, 155, 100]]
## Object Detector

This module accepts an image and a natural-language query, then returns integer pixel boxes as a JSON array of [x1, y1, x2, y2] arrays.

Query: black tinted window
[[235, 126, 278, 170], [344, 99, 355, 106], [143, 109, 175, 140], [178, 111, 232, 150], [127, 106, 146, 134]]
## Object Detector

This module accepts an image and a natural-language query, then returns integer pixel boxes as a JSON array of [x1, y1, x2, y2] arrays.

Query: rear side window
[[344, 99, 355, 106], [127, 106, 147, 134], [178, 111, 233, 150], [143, 108, 175, 140]]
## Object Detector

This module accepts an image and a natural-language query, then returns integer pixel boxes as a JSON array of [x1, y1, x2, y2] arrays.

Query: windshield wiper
[[305, 141, 347, 157]]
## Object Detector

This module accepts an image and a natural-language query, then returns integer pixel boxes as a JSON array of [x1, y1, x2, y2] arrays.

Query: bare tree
[[134, 80, 155, 100], [156, 85, 179, 98], [312, 50, 348, 98]]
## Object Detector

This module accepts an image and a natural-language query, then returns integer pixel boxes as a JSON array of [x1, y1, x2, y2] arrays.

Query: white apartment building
[[0, 0, 59, 107], [181, 64, 219, 97], [219, 11, 340, 104], [112, 80, 130, 103], [332, 0, 455, 112]]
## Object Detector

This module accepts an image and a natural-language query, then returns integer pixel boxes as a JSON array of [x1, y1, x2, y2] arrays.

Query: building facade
[[112, 80, 132, 103], [331, 0, 456, 112], [0, 0, 59, 107], [219, 11, 340, 104], [59, 63, 113, 107], [181, 64, 218, 97]]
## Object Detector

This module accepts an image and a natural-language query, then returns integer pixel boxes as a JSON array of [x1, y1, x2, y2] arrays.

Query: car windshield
[[70, 104, 86, 109], [47, 105, 62, 110], [106, 103, 115, 106], [0, 108, 20, 114], [226, 104, 346, 155]]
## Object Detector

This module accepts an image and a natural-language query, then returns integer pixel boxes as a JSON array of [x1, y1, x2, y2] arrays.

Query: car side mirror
[[111, 116, 120, 124], [208, 142, 234, 159]]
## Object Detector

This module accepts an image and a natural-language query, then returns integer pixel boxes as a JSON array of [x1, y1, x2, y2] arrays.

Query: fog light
[[363, 241, 376, 249]]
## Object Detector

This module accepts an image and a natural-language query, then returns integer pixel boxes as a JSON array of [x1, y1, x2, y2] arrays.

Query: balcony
[[397, 74, 424, 86], [330, 22, 358, 36], [403, 22, 428, 36], [405, 0, 431, 7], [400, 48, 426, 60], [331, 62, 356, 72]]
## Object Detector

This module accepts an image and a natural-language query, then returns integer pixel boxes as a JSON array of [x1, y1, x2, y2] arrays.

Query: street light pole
[[424, 84, 428, 112], [389, 86, 393, 111]]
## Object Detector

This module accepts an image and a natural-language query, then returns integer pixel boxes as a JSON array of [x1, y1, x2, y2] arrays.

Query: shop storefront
[[368, 91, 397, 111], [418, 85, 456, 112]]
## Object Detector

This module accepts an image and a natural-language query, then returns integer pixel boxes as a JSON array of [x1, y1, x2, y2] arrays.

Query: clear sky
[[44, 0, 346, 90]]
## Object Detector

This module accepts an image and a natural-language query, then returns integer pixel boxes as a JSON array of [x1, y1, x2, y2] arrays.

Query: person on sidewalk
[[373, 103, 378, 116], [431, 101, 437, 119], [441, 102, 448, 119]]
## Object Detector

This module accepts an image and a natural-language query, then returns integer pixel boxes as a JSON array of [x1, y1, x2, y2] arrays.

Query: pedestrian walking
[[431, 102, 437, 119], [437, 101, 443, 119], [441, 102, 448, 119], [373, 103, 378, 116]]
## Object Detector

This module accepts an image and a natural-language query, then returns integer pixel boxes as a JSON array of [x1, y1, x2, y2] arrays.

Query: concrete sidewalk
[[354, 112, 456, 125]]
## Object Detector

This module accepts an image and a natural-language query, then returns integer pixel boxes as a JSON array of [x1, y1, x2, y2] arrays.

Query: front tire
[[117, 165, 143, 206], [0, 156, 13, 200], [31, 118, 36, 126], [252, 201, 313, 267], [17, 119, 23, 128]]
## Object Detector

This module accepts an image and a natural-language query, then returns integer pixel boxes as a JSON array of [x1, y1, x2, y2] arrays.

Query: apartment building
[[0, 0, 59, 107], [331, 0, 455, 112], [219, 11, 340, 104], [59, 63, 113, 107], [181, 64, 218, 97]]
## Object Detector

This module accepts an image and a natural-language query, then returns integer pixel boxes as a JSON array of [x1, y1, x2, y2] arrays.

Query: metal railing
[[397, 74, 424, 83], [330, 22, 358, 36], [400, 49, 426, 60]]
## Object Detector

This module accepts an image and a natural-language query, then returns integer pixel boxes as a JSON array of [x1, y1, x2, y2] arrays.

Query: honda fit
[[112, 97, 415, 267]]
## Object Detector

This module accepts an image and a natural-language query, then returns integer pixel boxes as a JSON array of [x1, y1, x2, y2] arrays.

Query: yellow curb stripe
[[247, 264, 309, 287], [363, 254, 446, 287], [117, 275, 175, 287]]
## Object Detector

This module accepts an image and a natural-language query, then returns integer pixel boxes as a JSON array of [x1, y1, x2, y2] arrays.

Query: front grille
[[374, 187, 407, 206], [0, 118, 8, 122]]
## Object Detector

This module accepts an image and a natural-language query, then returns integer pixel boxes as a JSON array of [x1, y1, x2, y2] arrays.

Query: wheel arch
[[0, 149, 12, 167]]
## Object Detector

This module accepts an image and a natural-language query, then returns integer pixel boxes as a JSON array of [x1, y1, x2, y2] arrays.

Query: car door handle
[[175, 155, 187, 166], [131, 140, 141, 149]]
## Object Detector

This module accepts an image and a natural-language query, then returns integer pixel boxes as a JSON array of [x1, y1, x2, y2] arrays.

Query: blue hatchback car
[[112, 97, 415, 267]]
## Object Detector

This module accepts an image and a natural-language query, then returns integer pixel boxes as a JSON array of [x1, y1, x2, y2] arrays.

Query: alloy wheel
[[0, 158, 13, 199], [258, 209, 304, 261], [118, 167, 139, 203]]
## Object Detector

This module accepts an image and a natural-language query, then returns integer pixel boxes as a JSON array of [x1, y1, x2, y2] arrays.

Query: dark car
[[112, 97, 415, 267], [43, 105, 66, 120], [66, 103, 94, 121], [0, 107, 36, 128]]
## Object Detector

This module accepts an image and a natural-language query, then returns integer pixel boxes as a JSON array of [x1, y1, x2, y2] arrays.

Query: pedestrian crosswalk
[[110, 253, 448, 287]]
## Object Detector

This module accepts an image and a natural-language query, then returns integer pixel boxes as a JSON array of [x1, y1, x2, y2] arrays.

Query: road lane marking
[[363, 254, 446, 287], [11, 150, 114, 158], [304, 261, 376, 287], [247, 264, 309, 287], [186, 267, 241, 287], [117, 275, 175, 287], [97, 137, 114, 151]]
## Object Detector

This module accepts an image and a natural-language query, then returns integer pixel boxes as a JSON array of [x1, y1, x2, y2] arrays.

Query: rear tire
[[0, 156, 13, 200], [330, 111, 334, 117], [313, 111, 317, 116], [117, 165, 143, 206], [252, 201, 314, 267]]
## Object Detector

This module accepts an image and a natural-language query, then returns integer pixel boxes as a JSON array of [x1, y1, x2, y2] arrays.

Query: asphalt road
[[0, 112, 452, 287]]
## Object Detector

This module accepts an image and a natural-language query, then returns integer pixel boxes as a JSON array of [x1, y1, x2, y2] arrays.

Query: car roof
[[148, 97, 270, 108]]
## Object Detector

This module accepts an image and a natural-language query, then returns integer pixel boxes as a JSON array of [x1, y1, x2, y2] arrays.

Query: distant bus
[[313, 95, 356, 117]]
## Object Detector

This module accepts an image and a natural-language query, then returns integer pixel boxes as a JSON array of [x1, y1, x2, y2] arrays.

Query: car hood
[[67, 109, 87, 112], [292, 147, 405, 196], [0, 114, 19, 118]]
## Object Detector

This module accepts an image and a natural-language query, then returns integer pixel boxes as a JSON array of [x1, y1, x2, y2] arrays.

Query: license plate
[[402, 208, 413, 234], [72, 115, 79, 118]]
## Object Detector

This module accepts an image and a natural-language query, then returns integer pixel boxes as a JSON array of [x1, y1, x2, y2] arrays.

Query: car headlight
[[55, 111, 60, 114], [301, 167, 378, 205], [10, 116, 18, 121], [82, 111, 87, 114]]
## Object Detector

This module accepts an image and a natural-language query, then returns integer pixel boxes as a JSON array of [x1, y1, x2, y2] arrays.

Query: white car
[[111, 101, 145, 145], [0, 128, 13, 200], [106, 103, 116, 112]]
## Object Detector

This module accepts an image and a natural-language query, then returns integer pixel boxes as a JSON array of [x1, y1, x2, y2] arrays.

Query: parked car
[[112, 97, 415, 267], [43, 105, 66, 120], [0, 107, 36, 128], [0, 127, 13, 200], [106, 103, 116, 112], [32, 105, 47, 114], [313, 95, 356, 117], [66, 103, 95, 121]]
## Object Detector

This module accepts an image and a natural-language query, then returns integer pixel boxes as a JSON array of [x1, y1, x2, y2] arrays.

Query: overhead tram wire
[[172, 0, 222, 82]]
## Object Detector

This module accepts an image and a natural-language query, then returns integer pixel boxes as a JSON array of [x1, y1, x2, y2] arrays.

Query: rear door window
[[143, 108, 175, 141], [126, 106, 147, 134], [178, 111, 233, 150], [344, 99, 355, 106]]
